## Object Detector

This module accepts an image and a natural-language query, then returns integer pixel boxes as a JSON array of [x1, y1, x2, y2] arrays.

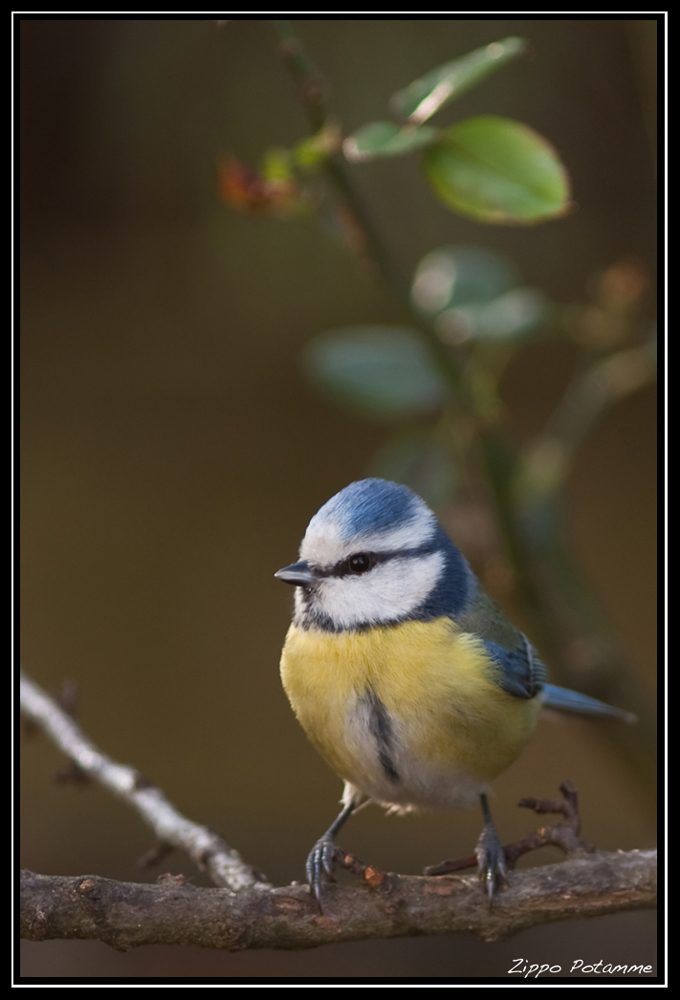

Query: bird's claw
[[305, 835, 337, 902], [476, 823, 508, 902]]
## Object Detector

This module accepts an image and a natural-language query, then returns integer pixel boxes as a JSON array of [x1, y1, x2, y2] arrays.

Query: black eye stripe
[[320, 542, 438, 579]]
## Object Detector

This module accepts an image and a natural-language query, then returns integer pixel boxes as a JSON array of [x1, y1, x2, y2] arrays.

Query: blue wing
[[456, 587, 634, 719], [480, 634, 546, 699], [455, 588, 545, 699]]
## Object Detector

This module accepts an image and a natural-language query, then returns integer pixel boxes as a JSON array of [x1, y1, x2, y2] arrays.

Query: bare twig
[[20, 850, 656, 950], [519, 338, 658, 502], [425, 780, 592, 877], [137, 841, 176, 871], [19, 670, 270, 892]]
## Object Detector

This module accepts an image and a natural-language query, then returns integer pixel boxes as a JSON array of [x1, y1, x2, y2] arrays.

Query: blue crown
[[308, 478, 427, 540]]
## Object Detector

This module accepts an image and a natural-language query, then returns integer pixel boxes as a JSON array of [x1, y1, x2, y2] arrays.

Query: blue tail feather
[[541, 684, 636, 724]]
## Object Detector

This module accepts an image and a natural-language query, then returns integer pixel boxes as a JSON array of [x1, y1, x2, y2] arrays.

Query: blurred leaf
[[412, 246, 549, 345], [435, 288, 550, 344], [343, 121, 438, 162], [261, 147, 293, 182], [423, 116, 571, 223], [368, 431, 458, 511], [303, 326, 449, 420], [293, 123, 342, 169], [391, 37, 527, 124], [412, 245, 518, 315]]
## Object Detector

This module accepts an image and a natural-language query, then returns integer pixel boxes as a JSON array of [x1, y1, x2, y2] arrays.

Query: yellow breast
[[280, 618, 541, 808]]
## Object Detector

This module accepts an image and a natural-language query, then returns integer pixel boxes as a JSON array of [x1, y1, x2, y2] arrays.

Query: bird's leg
[[476, 793, 508, 901], [306, 798, 358, 903]]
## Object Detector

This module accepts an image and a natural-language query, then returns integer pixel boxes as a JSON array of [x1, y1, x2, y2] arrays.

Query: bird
[[275, 478, 633, 903]]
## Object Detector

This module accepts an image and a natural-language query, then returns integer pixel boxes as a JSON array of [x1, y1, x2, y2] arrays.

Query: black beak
[[274, 560, 317, 586]]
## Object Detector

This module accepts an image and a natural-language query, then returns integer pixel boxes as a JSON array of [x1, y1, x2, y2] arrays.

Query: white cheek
[[315, 552, 445, 628]]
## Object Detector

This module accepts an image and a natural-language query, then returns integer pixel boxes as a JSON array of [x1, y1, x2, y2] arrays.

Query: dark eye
[[348, 553, 372, 574]]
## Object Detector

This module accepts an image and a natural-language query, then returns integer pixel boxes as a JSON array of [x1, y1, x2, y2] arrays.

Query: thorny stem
[[271, 19, 545, 627], [270, 21, 656, 771]]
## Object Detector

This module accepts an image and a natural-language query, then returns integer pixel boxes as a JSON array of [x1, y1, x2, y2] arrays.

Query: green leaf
[[424, 116, 571, 224], [343, 121, 438, 162], [368, 431, 458, 511], [412, 246, 518, 315], [435, 288, 550, 344], [411, 246, 549, 344], [391, 37, 527, 124], [303, 326, 449, 420]]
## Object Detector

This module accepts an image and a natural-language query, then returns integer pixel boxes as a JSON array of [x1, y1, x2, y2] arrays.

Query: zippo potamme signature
[[509, 958, 654, 978]]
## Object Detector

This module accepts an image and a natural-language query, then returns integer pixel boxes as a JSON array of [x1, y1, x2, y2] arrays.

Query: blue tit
[[275, 478, 633, 902]]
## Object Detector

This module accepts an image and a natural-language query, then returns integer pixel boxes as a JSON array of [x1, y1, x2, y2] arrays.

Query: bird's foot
[[476, 822, 508, 902], [305, 835, 338, 904]]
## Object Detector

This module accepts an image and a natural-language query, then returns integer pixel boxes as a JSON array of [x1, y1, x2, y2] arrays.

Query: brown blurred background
[[19, 18, 657, 979]]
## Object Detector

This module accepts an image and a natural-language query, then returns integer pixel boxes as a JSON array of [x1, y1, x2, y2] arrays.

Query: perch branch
[[20, 850, 656, 950], [21, 673, 656, 949]]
